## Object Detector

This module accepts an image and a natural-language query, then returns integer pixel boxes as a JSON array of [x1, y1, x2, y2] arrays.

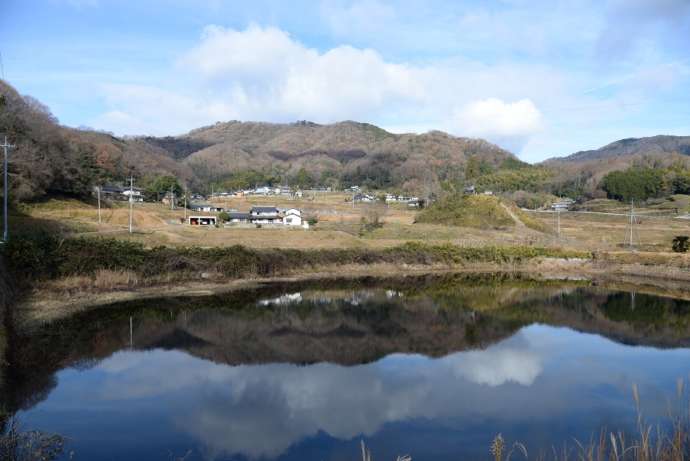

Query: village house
[[227, 212, 251, 224], [354, 193, 376, 203], [189, 202, 224, 213], [250, 206, 282, 224], [123, 188, 144, 202], [99, 185, 144, 202], [551, 198, 575, 211], [282, 208, 302, 226]]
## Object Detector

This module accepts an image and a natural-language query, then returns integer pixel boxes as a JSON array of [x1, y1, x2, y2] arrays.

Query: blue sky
[[1, 0, 690, 162]]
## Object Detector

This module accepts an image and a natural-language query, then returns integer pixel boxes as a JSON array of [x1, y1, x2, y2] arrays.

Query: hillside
[[0, 80, 195, 201], [540, 135, 690, 198], [552, 136, 690, 163], [0, 79, 518, 199], [144, 120, 516, 191]]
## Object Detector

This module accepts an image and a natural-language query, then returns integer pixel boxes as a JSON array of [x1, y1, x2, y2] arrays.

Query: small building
[[98, 185, 124, 200], [189, 202, 224, 213], [188, 216, 217, 226], [464, 185, 476, 195], [551, 199, 574, 211], [250, 206, 282, 224], [228, 212, 251, 223], [354, 193, 375, 203], [99, 185, 143, 202], [254, 186, 272, 196], [283, 209, 302, 226], [122, 187, 144, 202]]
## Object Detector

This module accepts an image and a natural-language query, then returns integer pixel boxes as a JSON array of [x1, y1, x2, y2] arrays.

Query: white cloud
[[93, 24, 551, 152], [177, 24, 425, 123], [452, 98, 543, 152], [90, 18, 689, 159]]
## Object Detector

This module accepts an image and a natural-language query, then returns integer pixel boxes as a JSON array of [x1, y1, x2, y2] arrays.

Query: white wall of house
[[283, 209, 302, 226]]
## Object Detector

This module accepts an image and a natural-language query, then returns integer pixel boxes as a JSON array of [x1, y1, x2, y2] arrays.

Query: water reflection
[[4, 276, 690, 460]]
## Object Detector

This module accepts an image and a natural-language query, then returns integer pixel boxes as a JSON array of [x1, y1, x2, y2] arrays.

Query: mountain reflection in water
[[3, 276, 690, 461]]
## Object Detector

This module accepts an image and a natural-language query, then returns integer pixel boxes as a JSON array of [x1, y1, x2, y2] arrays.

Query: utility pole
[[557, 209, 561, 238], [170, 184, 174, 211], [1, 136, 15, 242], [629, 199, 634, 249], [129, 175, 134, 234], [97, 186, 102, 224], [183, 187, 187, 221], [626, 199, 639, 249]]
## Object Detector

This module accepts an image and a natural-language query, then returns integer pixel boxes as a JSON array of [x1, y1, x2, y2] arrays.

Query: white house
[[283, 209, 302, 226], [122, 188, 144, 202]]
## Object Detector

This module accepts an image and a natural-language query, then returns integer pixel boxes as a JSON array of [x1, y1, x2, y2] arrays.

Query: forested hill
[[165, 120, 517, 191], [3, 77, 689, 204], [0, 80, 194, 202], [0, 79, 520, 200], [549, 136, 690, 164]]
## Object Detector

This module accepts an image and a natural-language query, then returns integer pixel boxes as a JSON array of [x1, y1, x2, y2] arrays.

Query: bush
[[601, 168, 665, 202], [217, 211, 230, 222], [1, 235, 591, 284], [415, 194, 515, 229], [672, 236, 689, 253]]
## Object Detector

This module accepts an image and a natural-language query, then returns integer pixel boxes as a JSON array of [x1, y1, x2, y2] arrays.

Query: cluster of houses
[[352, 192, 421, 207], [188, 205, 308, 229], [385, 194, 420, 206], [211, 185, 333, 198]]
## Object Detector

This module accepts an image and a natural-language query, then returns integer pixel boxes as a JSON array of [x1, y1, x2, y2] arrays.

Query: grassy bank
[[2, 233, 590, 287]]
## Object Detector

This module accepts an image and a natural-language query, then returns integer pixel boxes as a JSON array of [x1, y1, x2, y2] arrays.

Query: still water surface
[[5, 277, 690, 460]]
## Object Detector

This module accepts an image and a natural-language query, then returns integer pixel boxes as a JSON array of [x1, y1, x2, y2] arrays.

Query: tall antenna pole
[[97, 186, 102, 224], [1, 136, 15, 242], [129, 175, 133, 234]]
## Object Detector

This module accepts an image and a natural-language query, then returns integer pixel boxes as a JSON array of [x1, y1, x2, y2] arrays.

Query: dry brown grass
[[47, 269, 140, 294], [17, 197, 690, 253]]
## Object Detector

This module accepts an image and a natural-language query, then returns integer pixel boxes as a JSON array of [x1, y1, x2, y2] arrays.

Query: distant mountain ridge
[[4, 77, 690, 202], [547, 135, 690, 164], [138, 119, 517, 191]]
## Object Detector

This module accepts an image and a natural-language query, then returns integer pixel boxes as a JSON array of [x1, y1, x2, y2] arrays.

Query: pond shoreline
[[15, 256, 690, 326]]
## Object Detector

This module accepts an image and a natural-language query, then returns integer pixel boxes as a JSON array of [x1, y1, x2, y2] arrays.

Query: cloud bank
[[93, 24, 544, 154]]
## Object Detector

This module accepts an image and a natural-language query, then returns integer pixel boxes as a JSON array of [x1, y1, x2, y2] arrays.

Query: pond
[[3, 275, 690, 460]]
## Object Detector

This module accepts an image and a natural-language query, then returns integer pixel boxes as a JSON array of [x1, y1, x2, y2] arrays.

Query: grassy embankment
[[3, 233, 588, 289], [416, 194, 549, 232]]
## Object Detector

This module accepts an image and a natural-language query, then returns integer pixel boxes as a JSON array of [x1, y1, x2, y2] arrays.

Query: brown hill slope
[[0, 79, 195, 201], [540, 135, 690, 196], [157, 120, 516, 191]]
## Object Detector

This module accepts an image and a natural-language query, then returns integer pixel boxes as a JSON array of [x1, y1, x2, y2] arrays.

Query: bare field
[[15, 195, 690, 252]]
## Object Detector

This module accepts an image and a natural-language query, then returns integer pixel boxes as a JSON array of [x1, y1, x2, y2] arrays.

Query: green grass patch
[[415, 194, 515, 229]]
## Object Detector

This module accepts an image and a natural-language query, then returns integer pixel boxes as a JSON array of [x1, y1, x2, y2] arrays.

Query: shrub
[[415, 194, 515, 229], [217, 211, 230, 222], [1, 235, 591, 284], [672, 236, 689, 253]]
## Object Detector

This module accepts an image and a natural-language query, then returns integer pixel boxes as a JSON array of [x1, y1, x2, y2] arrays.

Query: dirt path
[[501, 203, 527, 229]]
